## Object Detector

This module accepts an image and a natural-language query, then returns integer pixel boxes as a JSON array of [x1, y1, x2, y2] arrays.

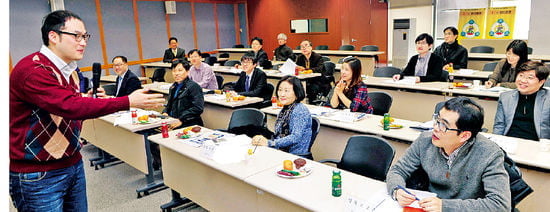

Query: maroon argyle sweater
[[10, 52, 130, 172]]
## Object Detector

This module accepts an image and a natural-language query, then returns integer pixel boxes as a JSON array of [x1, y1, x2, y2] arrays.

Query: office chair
[[150, 68, 166, 82], [296, 117, 320, 160], [361, 45, 379, 51], [339, 45, 355, 51], [527, 47, 533, 55], [470, 46, 495, 53], [215, 75, 224, 89], [368, 91, 393, 116], [224, 108, 268, 138], [204, 56, 217, 66], [373, 66, 402, 78], [319, 135, 395, 181], [441, 70, 449, 82], [315, 45, 329, 50], [224, 60, 241, 67], [232, 44, 245, 48], [482, 62, 498, 72], [321, 56, 331, 63]]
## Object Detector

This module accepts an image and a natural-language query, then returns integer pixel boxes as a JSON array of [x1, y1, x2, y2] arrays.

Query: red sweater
[[10, 52, 130, 172]]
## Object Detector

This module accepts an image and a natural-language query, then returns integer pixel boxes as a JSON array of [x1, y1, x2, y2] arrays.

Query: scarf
[[274, 102, 297, 140]]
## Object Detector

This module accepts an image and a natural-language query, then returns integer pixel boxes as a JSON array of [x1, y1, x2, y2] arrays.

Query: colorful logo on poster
[[488, 19, 510, 38], [460, 19, 481, 38]]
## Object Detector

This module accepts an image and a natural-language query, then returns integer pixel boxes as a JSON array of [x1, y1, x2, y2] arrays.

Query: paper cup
[[473, 80, 481, 88]]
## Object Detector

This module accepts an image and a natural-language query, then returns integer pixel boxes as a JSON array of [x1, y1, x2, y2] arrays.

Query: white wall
[[528, 0, 550, 54], [387, 5, 433, 62]]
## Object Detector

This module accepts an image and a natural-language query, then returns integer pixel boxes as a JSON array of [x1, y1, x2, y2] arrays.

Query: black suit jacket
[[234, 68, 269, 100], [246, 49, 271, 69], [295, 51, 324, 74], [163, 47, 186, 63], [400, 53, 444, 82], [163, 78, 204, 125], [115, 70, 142, 97]]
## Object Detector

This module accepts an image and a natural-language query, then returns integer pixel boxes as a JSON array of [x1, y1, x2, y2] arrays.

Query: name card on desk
[[201, 134, 251, 164]]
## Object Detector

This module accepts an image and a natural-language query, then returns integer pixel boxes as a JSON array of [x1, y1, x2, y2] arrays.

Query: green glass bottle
[[332, 170, 342, 197], [383, 113, 391, 131]]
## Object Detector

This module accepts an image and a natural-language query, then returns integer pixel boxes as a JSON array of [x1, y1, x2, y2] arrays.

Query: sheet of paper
[[279, 58, 297, 76]]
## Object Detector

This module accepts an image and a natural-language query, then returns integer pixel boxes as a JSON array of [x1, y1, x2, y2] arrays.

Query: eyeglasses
[[300, 45, 311, 50], [415, 41, 429, 45], [241, 61, 254, 65], [516, 73, 537, 81], [432, 114, 461, 133], [56, 30, 91, 42]]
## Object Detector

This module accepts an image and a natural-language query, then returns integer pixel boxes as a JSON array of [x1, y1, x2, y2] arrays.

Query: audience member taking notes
[[386, 97, 511, 212]]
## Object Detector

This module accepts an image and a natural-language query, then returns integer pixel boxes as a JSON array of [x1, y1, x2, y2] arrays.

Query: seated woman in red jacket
[[327, 57, 374, 113]]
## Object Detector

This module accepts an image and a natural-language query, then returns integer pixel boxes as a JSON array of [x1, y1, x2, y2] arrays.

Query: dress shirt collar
[[245, 68, 255, 78], [40, 45, 78, 82], [439, 141, 466, 169]]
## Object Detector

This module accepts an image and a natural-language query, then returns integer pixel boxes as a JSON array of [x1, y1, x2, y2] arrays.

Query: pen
[[397, 185, 420, 201]]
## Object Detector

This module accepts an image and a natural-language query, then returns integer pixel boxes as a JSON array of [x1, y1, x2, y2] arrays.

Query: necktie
[[172, 49, 177, 57], [116, 76, 122, 96], [245, 75, 250, 92]]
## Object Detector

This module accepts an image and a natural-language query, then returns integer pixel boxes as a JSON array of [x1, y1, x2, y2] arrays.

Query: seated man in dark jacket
[[112, 55, 142, 97], [233, 54, 270, 100], [296, 39, 331, 103], [393, 33, 444, 83]]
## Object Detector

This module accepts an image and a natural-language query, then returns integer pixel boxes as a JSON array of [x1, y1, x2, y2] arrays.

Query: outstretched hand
[[128, 89, 165, 109]]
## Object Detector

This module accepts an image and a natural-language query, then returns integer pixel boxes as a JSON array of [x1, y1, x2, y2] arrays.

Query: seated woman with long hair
[[327, 57, 374, 113]]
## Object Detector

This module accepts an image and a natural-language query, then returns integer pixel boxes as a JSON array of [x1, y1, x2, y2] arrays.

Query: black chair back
[[315, 45, 329, 50], [339, 45, 355, 51], [233, 44, 245, 48], [205, 56, 217, 66], [368, 91, 393, 115], [373, 66, 402, 77], [227, 108, 266, 137], [338, 135, 395, 181], [297, 117, 321, 160], [470, 46, 495, 53], [219, 53, 230, 58], [263, 83, 274, 100], [361, 45, 379, 51], [321, 56, 331, 63], [440, 70, 449, 82], [224, 60, 241, 67], [482, 62, 498, 72], [215, 75, 224, 89], [323, 61, 336, 86], [150, 68, 166, 82], [102, 83, 117, 96], [201, 53, 211, 58], [528, 47, 533, 55]]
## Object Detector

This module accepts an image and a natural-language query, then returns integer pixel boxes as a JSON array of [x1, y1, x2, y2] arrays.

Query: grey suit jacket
[[494, 87, 550, 139]]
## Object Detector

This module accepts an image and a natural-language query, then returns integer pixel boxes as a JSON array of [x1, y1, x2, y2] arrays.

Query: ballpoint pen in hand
[[397, 185, 420, 201]]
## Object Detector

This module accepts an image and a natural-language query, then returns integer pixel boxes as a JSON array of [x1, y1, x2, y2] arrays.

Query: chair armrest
[[318, 159, 340, 164]]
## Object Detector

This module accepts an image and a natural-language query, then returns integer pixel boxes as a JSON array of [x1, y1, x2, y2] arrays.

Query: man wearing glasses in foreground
[[386, 97, 511, 212], [10, 10, 164, 211]]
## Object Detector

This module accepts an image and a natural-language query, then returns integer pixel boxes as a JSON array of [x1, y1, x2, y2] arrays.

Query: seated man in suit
[[386, 97, 510, 212], [233, 54, 269, 100], [163, 37, 186, 63], [112, 56, 141, 97], [392, 33, 444, 83], [493, 61, 550, 141], [188, 49, 218, 89], [296, 39, 330, 103]]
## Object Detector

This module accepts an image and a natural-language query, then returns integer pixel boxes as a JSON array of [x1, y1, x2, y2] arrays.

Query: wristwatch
[[391, 186, 400, 201]]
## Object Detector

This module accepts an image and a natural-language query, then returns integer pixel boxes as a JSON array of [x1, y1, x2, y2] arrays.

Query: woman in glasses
[[327, 57, 373, 113], [485, 40, 529, 89]]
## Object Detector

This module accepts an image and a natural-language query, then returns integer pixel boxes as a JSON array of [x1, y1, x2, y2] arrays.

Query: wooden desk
[[81, 111, 178, 197], [261, 104, 550, 211], [100, 75, 149, 85], [143, 82, 264, 130], [363, 76, 503, 130], [293, 49, 384, 76], [141, 62, 174, 83], [148, 130, 398, 211], [215, 48, 253, 61], [468, 53, 550, 70]]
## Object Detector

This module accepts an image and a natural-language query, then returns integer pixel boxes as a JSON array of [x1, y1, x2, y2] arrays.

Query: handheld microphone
[[92, 62, 102, 98]]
